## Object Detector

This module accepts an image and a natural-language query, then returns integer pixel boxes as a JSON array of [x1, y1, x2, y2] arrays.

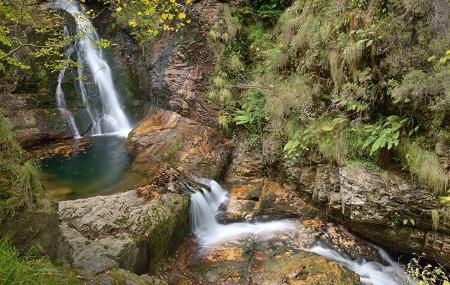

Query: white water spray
[[190, 178, 297, 247], [55, 0, 131, 137], [307, 246, 412, 285], [190, 178, 412, 285], [55, 29, 81, 139]]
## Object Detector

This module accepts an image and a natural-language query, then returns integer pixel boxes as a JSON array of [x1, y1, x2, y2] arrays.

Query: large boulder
[[0, 93, 70, 147], [287, 163, 450, 265], [126, 111, 231, 180], [58, 173, 191, 276]]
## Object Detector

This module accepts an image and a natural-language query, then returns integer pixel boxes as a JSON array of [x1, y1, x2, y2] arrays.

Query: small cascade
[[55, 0, 132, 137], [190, 178, 298, 246], [55, 31, 81, 139], [190, 178, 411, 285], [307, 246, 410, 285]]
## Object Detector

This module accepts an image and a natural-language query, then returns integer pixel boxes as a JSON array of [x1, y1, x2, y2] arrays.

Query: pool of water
[[40, 135, 146, 200]]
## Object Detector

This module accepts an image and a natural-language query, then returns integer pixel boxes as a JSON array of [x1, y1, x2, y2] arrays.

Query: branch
[[0, 44, 48, 61]]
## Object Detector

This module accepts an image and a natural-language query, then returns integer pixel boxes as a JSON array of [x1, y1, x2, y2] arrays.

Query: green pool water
[[40, 135, 146, 201]]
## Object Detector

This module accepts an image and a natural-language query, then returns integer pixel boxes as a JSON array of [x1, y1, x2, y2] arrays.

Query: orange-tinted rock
[[126, 111, 231, 180]]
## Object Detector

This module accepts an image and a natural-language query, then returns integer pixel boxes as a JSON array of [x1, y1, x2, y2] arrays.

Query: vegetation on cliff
[[208, 0, 450, 203]]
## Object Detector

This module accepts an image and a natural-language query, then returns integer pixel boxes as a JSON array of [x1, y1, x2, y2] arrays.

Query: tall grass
[[399, 141, 448, 194], [0, 239, 78, 285], [0, 113, 47, 219]]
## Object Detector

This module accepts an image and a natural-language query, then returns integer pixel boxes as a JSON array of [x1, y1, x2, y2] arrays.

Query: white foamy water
[[190, 178, 298, 247], [55, 0, 132, 137], [190, 178, 413, 285], [308, 245, 413, 285]]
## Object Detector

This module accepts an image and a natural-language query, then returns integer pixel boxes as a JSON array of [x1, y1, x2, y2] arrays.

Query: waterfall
[[190, 178, 412, 285], [55, 28, 81, 139], [190, 178, 298, 246], [55, 0, 132, 137]]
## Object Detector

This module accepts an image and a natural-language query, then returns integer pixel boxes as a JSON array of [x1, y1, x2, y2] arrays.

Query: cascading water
[[55, 0, 131, 137], [190, 178, 412, 285], [190, 178, 298, 246], [55, 29, 81, 139]]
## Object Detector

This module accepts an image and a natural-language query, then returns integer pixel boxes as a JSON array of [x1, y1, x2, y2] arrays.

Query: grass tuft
[[0, 239, 78, 285], [399, 141, 448, 194]]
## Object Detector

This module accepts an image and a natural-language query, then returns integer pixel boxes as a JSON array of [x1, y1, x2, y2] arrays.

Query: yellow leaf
[[116, 7, 122, 12], [186, 0, 192, 4]]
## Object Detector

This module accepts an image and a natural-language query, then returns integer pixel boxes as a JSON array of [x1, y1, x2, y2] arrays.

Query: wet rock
[[93, 0, 225, 127], [126, 111, 231, 180], [58, 184, 190, 275], [251, 252, 359, 285], [0, 93, 71, 147], [160, 233, 359, 285], [289, 163, 450, 265]]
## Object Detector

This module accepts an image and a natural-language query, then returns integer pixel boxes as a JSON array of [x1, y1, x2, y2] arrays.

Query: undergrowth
[[0, 239, 78, 285], [207, 0, 450, 202]]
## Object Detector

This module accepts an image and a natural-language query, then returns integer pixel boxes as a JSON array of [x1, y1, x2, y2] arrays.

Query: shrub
[[390, 69, 450, 129], [406, 254, 449, 285]]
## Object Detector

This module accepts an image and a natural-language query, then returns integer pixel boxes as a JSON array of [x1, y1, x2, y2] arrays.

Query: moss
[[161, 138, 184, 163]]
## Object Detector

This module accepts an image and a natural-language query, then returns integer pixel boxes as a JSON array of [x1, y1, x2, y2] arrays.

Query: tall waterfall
[[190, 178, 410, 285], [55, 0, 132, 137]]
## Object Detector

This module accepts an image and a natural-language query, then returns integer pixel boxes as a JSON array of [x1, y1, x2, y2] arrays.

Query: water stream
[[55, 0, 132, 137], [55, 27, 81, 139], [190, 178, 411, 285]]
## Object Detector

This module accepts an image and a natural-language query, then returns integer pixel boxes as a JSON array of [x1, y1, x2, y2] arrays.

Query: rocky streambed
[[31, 110, 449, 284]]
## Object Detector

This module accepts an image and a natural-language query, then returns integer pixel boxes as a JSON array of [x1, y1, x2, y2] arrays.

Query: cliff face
[[92, 0, 225, 128]]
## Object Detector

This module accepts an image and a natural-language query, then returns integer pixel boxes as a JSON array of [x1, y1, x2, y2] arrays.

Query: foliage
[[104, 0, 192, 43], [406, 255, 450, 285], [249, 0, 294, 24], [208, 0, 450, 203], [389, 69, 450, 130], [0, 239, 78, 285], [0, 113, 46, 220], [360, 116, 408, 157], [0, 0, 73, 90], [399, 141, 448, 195]]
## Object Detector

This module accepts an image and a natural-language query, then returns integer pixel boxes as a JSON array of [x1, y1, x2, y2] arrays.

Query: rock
[[288, 163, 450, 265], [0, 93, 71, 147], [58, 184, 190, 275], [225, 135, 266, 184], [126, 111, 231, 180], [93, 0, 225, 128], [251, 252, 359, 285], [160, 234, 359, 285], [91, 269, 168, 285], [0, 206, 60, 259]]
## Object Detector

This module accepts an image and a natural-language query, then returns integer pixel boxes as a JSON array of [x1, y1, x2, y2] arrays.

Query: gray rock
[[58, 189, 189, 275]]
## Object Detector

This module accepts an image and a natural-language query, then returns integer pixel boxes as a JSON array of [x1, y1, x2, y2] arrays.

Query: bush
[[390, 69, 450, 129]]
